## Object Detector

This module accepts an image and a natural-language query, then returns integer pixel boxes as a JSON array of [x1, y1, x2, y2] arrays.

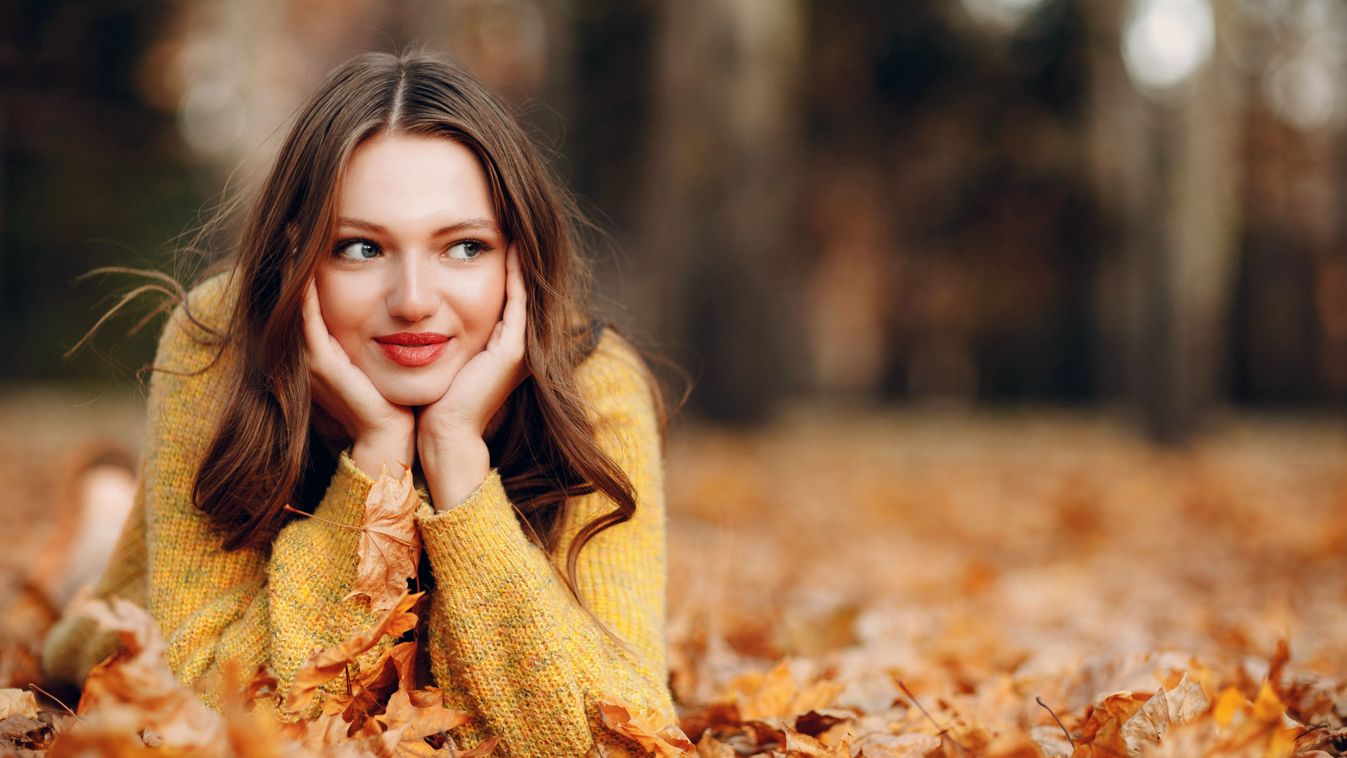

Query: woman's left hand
[[417, 244, 530, 507]]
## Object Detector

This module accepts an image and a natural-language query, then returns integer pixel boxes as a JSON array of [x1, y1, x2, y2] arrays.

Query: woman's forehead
[[335, 132, 498, 231]]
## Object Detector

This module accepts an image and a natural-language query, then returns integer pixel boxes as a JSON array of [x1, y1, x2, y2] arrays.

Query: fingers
[[500, 244, 526, 355], [301, 278, 329, 361], [487, 321, 504, 352]]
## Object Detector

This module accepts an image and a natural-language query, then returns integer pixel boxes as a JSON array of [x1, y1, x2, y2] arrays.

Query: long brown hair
[[170, 50, 670, 606]]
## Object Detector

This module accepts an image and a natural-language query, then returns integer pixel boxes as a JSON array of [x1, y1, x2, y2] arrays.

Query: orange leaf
[[598, 695, 696, 756], [694, 734, 736, 758], [346, 464, 423, 614], [1212, 686, 1246, 727], [323, 640, 420, 729], [721, 660, 843, 721], [1251, 680, 1286, 723], [1072, 691, 1148, 755], [376, 687, 471, 742], [63, 597, 225, 750], [282, 590, 422, 715]]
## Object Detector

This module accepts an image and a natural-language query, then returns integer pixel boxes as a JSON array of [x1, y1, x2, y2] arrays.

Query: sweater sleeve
[[415, 333, 675, 756], [42, 273, 395, 709]]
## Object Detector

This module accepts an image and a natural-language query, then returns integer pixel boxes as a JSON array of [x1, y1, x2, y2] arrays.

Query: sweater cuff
[[416, 469, 533, 578], [311, 450, 377, 528]]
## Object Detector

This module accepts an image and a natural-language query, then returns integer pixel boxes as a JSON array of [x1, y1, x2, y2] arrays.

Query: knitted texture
[[41, 272, 676, 756]]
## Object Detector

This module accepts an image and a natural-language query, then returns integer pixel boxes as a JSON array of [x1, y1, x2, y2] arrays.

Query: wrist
[[350, 430, 414, 479], [419, 435, 490, 511]]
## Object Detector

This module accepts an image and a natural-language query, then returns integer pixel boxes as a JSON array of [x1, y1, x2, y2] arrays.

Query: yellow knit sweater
[[41, 272, 676, 756]]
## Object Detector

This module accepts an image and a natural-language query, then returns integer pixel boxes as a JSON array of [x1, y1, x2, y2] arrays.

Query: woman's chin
[[376, 381, 450, 408]]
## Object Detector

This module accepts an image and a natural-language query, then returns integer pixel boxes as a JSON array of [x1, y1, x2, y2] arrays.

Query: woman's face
[[314, 132, 508, 407]]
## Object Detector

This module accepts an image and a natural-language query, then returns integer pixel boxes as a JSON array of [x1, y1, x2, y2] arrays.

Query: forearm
[[420, 432, 490, 511], [415, 472, 672, 755]]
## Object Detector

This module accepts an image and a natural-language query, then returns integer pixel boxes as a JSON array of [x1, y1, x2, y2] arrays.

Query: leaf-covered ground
[[662, 407, 1347, 754], [3, 391, 1347, 755]]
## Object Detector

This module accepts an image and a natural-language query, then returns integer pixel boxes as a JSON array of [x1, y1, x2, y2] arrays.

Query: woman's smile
[[375, 332, 451, 367]]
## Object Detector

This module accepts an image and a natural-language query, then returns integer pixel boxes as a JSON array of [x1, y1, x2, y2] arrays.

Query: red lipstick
[[375, 332, 450, 367]]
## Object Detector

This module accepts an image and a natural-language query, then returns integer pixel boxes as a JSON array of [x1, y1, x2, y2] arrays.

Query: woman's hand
[[302, 278, 415, 477], [418, 244, 530, 509]]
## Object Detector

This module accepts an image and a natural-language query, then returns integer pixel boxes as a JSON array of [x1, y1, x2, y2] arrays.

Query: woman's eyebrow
[[336, 216, 500, 236]]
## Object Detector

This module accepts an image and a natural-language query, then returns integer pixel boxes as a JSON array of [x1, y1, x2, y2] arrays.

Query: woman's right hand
[[302, 278, 415, 477]]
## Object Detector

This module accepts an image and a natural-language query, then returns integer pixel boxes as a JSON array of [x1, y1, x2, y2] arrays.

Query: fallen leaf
[[678, 700, 740, 742], [377, 687, 470, 739], [323, 638, 420, 734], [598, 695, 696, 756], [283, 590, 422, 715], [1295, 725, 1347, 755], [694, 733, 736, 757], [1072, 690, 1148, 756], [66, 597, 225, 750], [0, 689, 38, 720], [1119, 674, 1210, 755], [1029, 723, 1073, 758], [1120, 684, 1171, 755], [721, 660, 843, 721], [794, 707, 855, 737], [0, 714, 51, 753], [1212, 685, 1246, 727], [346, 464, 423, 615], [1279, 671, 1347, 728]]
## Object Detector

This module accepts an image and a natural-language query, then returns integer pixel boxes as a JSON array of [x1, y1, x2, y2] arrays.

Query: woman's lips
[[375, 333, 450, 367]]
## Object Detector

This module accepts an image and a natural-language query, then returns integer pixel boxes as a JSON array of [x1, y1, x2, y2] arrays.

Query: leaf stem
[[895, 678, 969, 753], [29, 683, 80, 721], [1036, 695, 1076, 749]]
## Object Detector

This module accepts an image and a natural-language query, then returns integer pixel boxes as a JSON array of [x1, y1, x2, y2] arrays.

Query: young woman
[[41, 50, 676, 755]]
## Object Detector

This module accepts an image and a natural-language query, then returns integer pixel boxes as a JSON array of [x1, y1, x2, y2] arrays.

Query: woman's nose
[[385, 258, 437, 323]]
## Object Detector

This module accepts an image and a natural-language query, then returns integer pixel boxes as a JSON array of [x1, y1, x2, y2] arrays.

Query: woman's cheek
[[450, 271, 507, 347], [315, 275, 376, 359]]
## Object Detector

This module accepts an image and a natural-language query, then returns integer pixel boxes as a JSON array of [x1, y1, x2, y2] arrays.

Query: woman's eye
[[333, 239, 380, 261], [446, 240, 486, 261]]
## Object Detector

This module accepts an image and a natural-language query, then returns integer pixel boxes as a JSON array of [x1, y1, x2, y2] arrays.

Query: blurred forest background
[[3, 0, 1346, 440], [8, 2, 1347, 752]]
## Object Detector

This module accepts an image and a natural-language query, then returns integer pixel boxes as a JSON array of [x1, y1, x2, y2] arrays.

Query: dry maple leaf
[[1295, 724, 1347, 755], [283, 590, 422, 715], [1279, 671, 1347, 729], [346, 464, 423, 614], [215, 660, 292, 758], [677, 700, 741, 743], [1071, 690, 1150, 757], [720, 660, 843, 722], [1117, 674, 1210, 756], [324, 639, 420, 731], [597, 695, 696, 756], [62, 596, 226, 752], [740, 717, 850, 756], [1206, 681, 1302, 756], [372, 687, 473, 755]]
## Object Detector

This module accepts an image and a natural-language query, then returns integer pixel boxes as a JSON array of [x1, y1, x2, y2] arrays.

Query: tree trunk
[[635, 0, 805, 422], [1084, 0, 1243, 442]]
